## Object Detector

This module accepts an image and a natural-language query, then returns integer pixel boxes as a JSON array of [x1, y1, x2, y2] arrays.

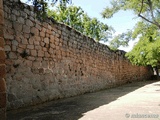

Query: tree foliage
[[109, 30, 132, 50], [102, 0, 160, 72], [25, 0, 110, 41], [102, 0, 160, 29], [48, 5, 109, 41], [25, 0, 71, 19], [126, 22, 160, 67], [102, 0, 160, 49]]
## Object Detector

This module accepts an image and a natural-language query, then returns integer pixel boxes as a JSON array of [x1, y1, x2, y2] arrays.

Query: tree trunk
[[155, 66, 159, 79]]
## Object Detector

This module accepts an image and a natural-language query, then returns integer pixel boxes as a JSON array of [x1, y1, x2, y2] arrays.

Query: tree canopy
[[24, 0, 71, 18], [102, 0, 160, 75], [48, 5, 109, 41], [24, 0, 111, 41], [101, 0, 160, 50], [102, 0, 160, 29], [126, 22, 160, 67]]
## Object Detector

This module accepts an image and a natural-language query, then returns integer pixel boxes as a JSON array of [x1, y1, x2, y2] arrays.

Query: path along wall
[[4, 0, 153, 110]]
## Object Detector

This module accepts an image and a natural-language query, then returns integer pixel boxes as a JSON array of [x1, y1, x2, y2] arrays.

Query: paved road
[[7, 80, 160, 120]]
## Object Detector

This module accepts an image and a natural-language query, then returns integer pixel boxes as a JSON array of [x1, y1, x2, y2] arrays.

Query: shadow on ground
[[7, 80, 159, 120]]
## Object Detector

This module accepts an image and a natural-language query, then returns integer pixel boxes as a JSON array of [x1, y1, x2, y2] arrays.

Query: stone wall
[[3, 0, 153, 110], [0, 0, 6, 119]]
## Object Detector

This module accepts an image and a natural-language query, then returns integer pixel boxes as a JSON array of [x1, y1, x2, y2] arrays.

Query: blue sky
[[71, 0, 139, 51], [21, 0, 138, 33], [21, 0, 139, 51], [71, 0, 138, 33]]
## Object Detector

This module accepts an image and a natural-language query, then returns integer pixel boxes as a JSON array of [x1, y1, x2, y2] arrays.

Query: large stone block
[[23, 25, 30, 34], [34, 40, 40, 45], [26, 19, 34, 27], [29, 37, 34, 44], [12, 40, 18, 46], [27, 45, 34, 49], [11, 14, 16, 21], [45, 52, 50, 57], [35, 23, 41, 30], [0, 64, 5, 79], [35, 45, 42, 50], [0, 25, 3, 37], [18, 17, 25, 24], [7, 93, 17, 102], [4, 31, 14, 40], [44, 37, 49, 44], [13, 22, 22, 32], [24, 60, 32, 67], [0, 50, 5, 64], [0, 0, 3, 9], [0, 9, 4, 25], [12, 9, 20, 16], [0, 78, 6, 93], [40, 31, 45, 37], [4, 45, 11, 51], [5, 20, 12, 28], [0, 92, 6, 108], [38, 50, 44, 57], [50, 35, 54, 43], [8, 52, 17, 59], [35, 36, 41, 41], [0, 37, 4, 48], [9, 45, 16, 53], [0, 108, 6, 120], [31, 27, 39, 36], [31, 50, 37, 56]]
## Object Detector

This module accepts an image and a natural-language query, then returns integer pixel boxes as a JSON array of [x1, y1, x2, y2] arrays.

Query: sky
[[71, 0, 137, 33], [21, 0, 139, 51], [71, 0, 139, 52]]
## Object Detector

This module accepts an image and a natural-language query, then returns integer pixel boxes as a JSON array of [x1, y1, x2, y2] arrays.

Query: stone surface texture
[[0, 0, 6, 119], [3, 0, 153, 110]]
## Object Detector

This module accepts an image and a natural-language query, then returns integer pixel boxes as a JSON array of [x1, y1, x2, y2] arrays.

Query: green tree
[[23, 0, 71, 19], [82, 14, 109, 41], [109, 30, 132, 50], [48, 5, 84, 32], [48, 5, 109, 41], [126, 22, 160, 77], [102, 0, 160, 77], [102, 0, 160, 29], [24, 0, 111, 41], [101, 0, 160, 50]]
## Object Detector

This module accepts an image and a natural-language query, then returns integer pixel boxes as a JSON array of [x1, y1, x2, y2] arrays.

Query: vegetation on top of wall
[[21, 0, 114, 42], [47, 5, 111, 41], [24, 0, 71, 18]]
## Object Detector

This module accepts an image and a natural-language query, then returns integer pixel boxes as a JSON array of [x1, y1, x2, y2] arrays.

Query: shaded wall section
[[0, 0, 6, 119], [3, 0, 153, 110]]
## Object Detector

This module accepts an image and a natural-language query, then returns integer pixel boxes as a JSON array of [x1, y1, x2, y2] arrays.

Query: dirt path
[[7, 80, 160, 120]]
